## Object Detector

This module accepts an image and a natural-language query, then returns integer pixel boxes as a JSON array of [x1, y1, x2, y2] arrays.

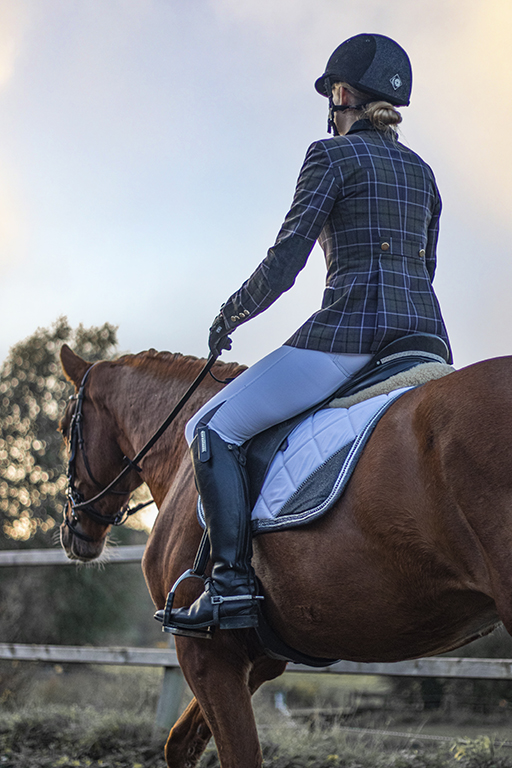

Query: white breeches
[[185, 346, 372, 447]]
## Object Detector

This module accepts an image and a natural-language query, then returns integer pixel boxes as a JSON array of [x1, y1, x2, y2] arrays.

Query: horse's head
[[59, 344, 142, 561]]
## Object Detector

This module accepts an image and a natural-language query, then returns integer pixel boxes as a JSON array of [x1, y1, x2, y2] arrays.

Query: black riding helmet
[[315, 33, 412, 108]]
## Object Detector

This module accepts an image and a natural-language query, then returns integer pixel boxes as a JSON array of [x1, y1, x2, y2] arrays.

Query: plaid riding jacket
[[220, 119, 452, 361]]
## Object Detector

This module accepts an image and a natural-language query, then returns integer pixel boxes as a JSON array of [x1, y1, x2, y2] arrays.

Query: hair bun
[[365, 101, 402, 131]]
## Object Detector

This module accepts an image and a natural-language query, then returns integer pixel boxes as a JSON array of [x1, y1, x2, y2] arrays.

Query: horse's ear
[[60, 344, 91, 387]]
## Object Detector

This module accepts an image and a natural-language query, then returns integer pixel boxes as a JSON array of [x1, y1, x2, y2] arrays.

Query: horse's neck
[[103, 359, 222, 506]]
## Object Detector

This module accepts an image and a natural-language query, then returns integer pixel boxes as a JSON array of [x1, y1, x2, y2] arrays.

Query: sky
[[0, 0, 511, 370]]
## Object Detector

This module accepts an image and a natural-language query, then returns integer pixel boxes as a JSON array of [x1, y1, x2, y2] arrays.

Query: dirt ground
[[1, 664, 512, 768]]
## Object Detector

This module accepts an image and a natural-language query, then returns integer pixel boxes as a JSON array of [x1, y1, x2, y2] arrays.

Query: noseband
[[64, 354, 219, 542]]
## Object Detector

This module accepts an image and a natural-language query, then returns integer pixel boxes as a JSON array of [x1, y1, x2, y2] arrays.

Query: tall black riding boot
[[165, 427, 260, 632]]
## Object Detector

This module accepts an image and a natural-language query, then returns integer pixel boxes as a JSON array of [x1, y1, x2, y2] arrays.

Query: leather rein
[[64, 354, 218, 542]]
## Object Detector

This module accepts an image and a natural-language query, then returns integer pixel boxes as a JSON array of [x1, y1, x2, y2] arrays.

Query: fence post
[[154, 639, 186, 734], [155, 666, 186, 733]]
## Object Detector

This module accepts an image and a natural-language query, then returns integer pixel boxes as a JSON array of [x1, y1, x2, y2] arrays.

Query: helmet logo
[[390, 74, 402, 90]]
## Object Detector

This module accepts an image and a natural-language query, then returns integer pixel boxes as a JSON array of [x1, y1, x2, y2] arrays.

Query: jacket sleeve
[[425, 184, 442, 282], [219, 141, 340, 330]]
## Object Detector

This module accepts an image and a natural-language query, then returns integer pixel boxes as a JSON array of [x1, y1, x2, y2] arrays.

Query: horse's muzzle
[[59, 521, 106, 562]]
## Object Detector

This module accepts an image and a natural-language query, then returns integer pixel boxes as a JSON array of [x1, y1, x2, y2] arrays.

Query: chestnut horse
[[59, 344, 512, 768]]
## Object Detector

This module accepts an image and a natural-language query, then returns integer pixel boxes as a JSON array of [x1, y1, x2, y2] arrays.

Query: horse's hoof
[[164, 625, 214, 640]]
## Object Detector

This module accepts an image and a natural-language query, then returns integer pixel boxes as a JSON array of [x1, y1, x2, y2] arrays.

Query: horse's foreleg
[[164, 698, 212, 768], [164, 641, 286, 768], [173, 635, 284, 768]]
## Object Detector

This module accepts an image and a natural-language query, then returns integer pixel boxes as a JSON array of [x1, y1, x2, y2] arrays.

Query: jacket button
[[419, 249, 426, 258], [243, 310, 250, 316], [381, 242, 390, 251], [231, 315, 239, 323]]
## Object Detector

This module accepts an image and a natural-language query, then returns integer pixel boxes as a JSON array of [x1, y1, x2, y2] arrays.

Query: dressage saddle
[[244, 332, 450, 509]]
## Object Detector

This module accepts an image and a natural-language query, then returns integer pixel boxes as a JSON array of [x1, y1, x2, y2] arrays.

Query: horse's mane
[[113, 348, 247, 382]]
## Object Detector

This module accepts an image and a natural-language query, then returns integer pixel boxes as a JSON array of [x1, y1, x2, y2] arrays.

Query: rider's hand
[[208, 314, 233, 357]]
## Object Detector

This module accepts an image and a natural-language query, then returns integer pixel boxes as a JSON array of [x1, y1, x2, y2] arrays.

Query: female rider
[[161, 33, 452, 635]]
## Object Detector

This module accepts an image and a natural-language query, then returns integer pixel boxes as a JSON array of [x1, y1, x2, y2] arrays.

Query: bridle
[[64, 363, 150, 542], [64, 353, 219, 543]]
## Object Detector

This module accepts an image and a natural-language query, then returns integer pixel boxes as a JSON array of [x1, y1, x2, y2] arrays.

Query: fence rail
[[1, 643, 512, 680], [0, 545, 145, 567], [0, 643, 178, 667]]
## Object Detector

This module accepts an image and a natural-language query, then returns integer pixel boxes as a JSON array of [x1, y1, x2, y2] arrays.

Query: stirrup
[[166, 625, 214, 640], [156, 568, 214, 639]]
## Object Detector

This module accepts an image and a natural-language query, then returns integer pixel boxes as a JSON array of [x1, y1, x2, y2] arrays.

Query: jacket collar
[[346, 118, 398, 141], [346, 118, 374, 134]]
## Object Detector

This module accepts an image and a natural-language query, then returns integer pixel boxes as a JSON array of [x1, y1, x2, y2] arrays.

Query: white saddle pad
[[197, 387, 412, 534], [251, 387, 412, 524]]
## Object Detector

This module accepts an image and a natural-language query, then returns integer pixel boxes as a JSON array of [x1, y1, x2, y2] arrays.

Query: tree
[[0, 319, 162, 653], [0, 317, 118, 547]]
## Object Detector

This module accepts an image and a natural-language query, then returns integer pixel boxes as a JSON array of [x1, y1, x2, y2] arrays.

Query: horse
[[58, 343, 512, 768]]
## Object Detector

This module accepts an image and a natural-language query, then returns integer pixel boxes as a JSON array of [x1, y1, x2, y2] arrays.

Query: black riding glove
[[208, 313, 233, 357]]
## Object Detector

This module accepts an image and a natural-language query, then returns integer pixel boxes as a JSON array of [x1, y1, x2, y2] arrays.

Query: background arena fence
[[2, 547, 511, 731]]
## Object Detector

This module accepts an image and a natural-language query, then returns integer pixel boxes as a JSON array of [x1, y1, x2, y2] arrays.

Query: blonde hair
[[333, 82, 402, 134], [364, 100, 402, 132]]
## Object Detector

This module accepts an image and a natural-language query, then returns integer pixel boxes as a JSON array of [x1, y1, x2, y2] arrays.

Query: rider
[[163, 33, 452, 634]]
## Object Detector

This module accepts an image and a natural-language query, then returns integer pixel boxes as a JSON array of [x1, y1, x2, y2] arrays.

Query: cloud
[[0, 1, 31, 271], [0, 181, 27, 271], [209, 0, 474, 69], [0, 0, 29, 90], [408, 0, 512, 225]]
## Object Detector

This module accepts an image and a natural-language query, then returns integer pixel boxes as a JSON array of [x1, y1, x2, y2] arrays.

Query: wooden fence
[[2, 547, 512, 731], [0, 544, 145, 567]]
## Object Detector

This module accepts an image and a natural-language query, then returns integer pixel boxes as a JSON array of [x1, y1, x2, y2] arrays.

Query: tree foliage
[[0, 319, 163, 650], [0, 317, 118, 547]]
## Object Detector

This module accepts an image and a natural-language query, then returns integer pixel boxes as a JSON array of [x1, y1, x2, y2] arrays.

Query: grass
[[1, 664, 512, 767], [0, 705, 164, 767], [2, 702, 512, 768]]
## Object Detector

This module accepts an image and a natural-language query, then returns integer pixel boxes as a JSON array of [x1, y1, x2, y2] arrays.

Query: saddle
[[244, 333, 450, 509]]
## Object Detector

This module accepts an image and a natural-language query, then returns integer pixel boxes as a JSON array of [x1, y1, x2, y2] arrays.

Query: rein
[[65, 353, 218, 541]]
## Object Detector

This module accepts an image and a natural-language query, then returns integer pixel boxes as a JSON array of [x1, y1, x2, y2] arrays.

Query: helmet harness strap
[[327, 94, 369, 135]]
